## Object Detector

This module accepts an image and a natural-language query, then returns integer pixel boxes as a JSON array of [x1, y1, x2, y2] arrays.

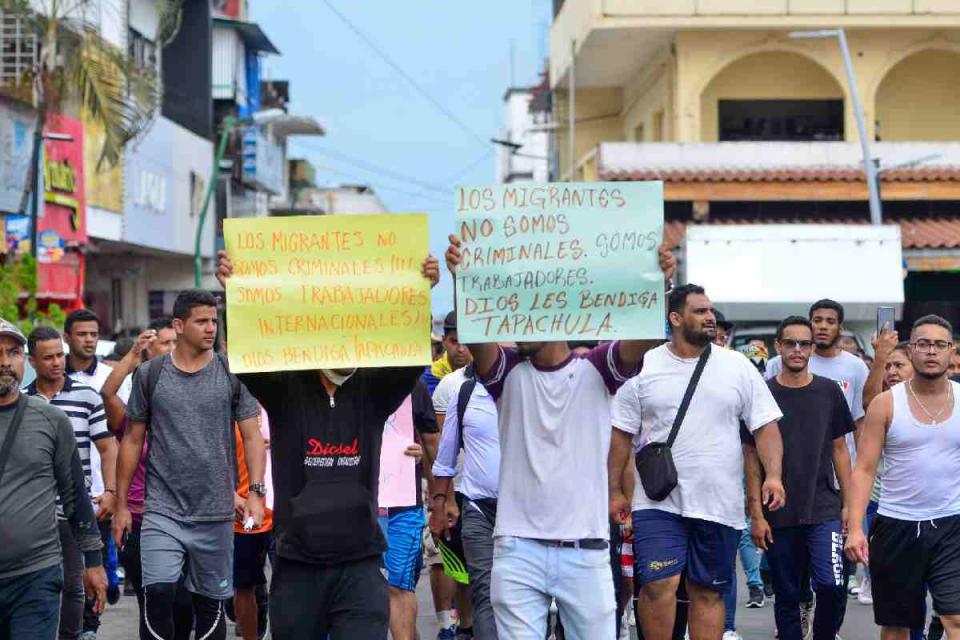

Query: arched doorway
[[700, 51, 845, 142], [876, 49, 960, 141]]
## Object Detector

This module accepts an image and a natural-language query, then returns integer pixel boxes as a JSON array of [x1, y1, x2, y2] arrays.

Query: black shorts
[[234, 531, 271, 590], [869, 514, 960, 627]]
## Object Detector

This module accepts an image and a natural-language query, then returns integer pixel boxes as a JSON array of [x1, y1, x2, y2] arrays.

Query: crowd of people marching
[[0, 236, 959, 640]]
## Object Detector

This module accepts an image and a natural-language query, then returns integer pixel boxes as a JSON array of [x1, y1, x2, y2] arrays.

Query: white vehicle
[[684, 224, 905, 356]]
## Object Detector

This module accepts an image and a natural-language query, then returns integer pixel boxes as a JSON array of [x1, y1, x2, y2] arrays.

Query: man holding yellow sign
[[217, 213, 439, 640]]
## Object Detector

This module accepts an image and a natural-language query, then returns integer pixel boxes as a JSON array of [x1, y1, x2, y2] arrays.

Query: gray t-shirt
[[0, 395, 102, 579], [127, 354, 260, 522]]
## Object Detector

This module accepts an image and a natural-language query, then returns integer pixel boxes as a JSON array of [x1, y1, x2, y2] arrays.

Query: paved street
[[97, 566, 881, 640]]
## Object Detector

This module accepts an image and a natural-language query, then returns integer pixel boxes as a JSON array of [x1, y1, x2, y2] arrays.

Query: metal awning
[[213, 18, 280, 55]]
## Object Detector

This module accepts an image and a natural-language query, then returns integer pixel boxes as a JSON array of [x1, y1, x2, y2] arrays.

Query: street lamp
[[789, 29, 882, 225]]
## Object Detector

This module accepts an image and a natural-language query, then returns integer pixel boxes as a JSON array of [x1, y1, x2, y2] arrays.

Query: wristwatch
[[250, 482, 267, 498]]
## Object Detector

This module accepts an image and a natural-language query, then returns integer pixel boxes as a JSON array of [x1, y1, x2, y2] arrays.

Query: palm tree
[[1, 0, 182, 227]]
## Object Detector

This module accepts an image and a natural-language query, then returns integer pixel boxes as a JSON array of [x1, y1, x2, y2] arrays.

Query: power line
[[312, 163, 451, 206], [293, 139, 451, 195], [321, 0, 490, 149]]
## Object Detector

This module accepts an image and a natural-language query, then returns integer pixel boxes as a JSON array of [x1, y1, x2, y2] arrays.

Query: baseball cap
[[0, 319, 26, 346], [443, 311, 457, 334], [714, 310, 734, 331]]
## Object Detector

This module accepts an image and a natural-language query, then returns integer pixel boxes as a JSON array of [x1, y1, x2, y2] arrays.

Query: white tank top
[[879, 381, 960, 521]]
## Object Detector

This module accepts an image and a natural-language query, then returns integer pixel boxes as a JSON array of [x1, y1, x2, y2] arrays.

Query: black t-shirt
[[742, 374, 854, 528], [239, 366, 422, 566]]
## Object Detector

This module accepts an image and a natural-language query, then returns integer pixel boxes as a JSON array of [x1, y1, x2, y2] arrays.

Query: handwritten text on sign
[[454, 182, 665, 342], [224, 214, 432, 373]]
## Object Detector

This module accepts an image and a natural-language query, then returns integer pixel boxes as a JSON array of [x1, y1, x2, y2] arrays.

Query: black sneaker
[[763, 581, 775, 599], [107, 585, 121, 606], [745, 586, 765, 608]]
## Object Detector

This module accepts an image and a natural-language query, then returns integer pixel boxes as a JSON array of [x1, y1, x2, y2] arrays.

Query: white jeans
[[490, 536, 616, 640]]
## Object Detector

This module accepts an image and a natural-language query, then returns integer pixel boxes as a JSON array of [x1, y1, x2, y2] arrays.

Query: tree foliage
[[0, 253, 66, 334]]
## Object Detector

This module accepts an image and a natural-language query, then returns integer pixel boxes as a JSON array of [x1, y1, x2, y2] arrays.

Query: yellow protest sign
[[224, 214, 432, 373]]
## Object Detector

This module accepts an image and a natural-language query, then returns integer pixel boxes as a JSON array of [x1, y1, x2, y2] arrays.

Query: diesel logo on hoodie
[[305, 438, 361, 468]]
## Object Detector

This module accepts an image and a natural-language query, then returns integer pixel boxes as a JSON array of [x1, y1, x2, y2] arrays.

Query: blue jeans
[[0, 564, 64, 640], [491, 536, 615, 640], [723, 521, 763, 631], [766, 521, 845, 640]]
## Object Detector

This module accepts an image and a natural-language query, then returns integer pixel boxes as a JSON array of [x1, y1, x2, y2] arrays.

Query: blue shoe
[[437, 626, 457, 640]]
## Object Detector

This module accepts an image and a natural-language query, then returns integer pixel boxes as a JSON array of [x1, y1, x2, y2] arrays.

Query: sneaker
[[107, 584, 121, 606], [800, 601, 813, 639], [723, 632, 743, 640], [628, 607, 637, 627], [847, 576, 860, 597], [745, 585, 765, 608], [858, 576, 873, 605], [79, 633, 97, 640], [456, 627, 474, 640], [437, 627, 457, 640]]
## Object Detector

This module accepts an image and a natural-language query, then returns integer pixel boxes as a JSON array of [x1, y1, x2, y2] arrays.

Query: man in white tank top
[[846, 314, 960, 640]]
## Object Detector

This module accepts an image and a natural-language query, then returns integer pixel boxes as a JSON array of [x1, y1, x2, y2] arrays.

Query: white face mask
[[321, 368, 356, 386]]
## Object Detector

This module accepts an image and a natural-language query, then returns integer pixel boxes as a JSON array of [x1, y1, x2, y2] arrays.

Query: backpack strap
[[456, 364, 477, 454], [0, 394, 28, 485], [144, 353, 170, 429], [216, 351, 243, 488]]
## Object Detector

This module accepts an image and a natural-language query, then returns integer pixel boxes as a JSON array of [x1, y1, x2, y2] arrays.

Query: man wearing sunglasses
[[744, 316, 854, 640], [846, 315, 960, 640]]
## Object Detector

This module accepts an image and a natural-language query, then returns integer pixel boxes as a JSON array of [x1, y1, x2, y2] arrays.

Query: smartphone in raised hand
[[877, 306, 896, 336]]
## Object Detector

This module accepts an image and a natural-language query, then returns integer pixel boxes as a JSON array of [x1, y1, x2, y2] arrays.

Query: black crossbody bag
[[635, 345, 710, 501]]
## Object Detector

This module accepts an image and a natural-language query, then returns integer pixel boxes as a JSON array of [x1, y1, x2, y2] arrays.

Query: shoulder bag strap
[[144, 353, 169, 428], [665, 344, 711, 448], [456, 368, 478, 454], [0, 395, 28, 484]]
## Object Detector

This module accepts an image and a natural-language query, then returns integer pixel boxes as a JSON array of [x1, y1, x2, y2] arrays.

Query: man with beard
[[608, 284, 785, 640], [216, 250, 441, 639], [846, 315, 960, 640], [743, 316, 853, 640], [0, 319, 107, 639], [446, 234, 675, 640]]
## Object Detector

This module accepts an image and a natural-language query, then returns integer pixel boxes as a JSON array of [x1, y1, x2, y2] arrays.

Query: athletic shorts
[[378, 507, 424, 592], [632, 509, 739, 593], [423, 523, 443, 568], [141, 512, 234, 599], [233, 531, 271, 590], [870, 513, 960, 628], [439, 493, 470, 585]]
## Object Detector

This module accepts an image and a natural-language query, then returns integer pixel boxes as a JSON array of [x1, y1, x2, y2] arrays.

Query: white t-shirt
[[766, 350, 868, 459], [481, 342, 634, 541], [612, 344, 782, 530], [69, 360, 131, 499], [433, 368, 467, 492]]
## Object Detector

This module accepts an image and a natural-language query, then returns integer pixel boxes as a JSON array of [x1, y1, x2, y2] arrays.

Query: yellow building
[[550, 0, 960, 326]]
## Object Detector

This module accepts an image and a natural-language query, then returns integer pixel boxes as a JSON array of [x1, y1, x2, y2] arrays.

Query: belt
[[533, 538, 608, 550]]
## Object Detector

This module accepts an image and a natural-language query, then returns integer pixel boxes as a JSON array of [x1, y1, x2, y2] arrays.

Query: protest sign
[[454, 182, 665, 343], [224, 214, 432, 373], [378, 395, 416, 509]]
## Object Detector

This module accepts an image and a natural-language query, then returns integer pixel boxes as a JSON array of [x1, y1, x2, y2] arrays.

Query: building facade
[[550, 0, 960, 328]]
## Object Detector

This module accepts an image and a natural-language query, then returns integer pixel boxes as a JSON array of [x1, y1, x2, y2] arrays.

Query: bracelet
[[103, 489, 116, 494], [432, 493, 447, 502]]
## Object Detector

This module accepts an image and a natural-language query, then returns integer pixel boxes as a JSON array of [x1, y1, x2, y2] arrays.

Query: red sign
[[41, 112, 86, 246], [38, 112, 85, 306]]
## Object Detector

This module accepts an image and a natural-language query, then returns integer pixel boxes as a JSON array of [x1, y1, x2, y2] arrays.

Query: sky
[[251, 1, 551, 314]]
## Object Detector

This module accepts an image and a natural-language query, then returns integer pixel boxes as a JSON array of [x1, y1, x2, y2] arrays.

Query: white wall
[[497, 89, 550, 183]]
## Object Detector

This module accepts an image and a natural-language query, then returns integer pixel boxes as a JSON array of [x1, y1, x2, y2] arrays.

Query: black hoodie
[[239, 366, 421, 565]]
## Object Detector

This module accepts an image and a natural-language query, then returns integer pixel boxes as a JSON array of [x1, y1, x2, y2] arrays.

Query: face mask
[[321, 368, 356, 386]]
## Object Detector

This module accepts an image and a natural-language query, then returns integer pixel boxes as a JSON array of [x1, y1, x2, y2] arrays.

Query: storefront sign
[[0, 99, 36, 215], [42, 113, 86, 244]]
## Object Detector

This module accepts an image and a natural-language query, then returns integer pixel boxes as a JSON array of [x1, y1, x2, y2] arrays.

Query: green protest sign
[[454, 181, 665, 343]]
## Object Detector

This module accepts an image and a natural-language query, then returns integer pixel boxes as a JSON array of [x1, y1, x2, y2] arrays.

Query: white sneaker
[[628, 607, 637, 627], [858, 576, 873, 605], [723, 632, 743, 640], [800, 601, 813, 639]]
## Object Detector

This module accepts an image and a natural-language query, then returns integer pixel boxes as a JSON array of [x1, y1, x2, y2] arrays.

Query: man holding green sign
[[445, 179, 674, 640]]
